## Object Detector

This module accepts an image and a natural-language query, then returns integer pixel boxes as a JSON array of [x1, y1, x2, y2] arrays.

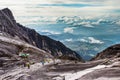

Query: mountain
[[91, 44, 120, 60], [0, 8, 83, 63]]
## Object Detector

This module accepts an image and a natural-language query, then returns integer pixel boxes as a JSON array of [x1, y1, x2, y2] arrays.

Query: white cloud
[[80, 37, 104, 44], [41, 30, 61, 35], [80, 39, 87, 42], [94, 47, 99, 51], [65, 38, 73, 42], [88, 37, 104, 44], [78, 21, 94, 27], [16, 16, 57, 25], [116, 21, 120, 25], [57, 16, 119, 27], [89, 54, 95, 57], [64, 27, 74, 33], [0, 0, 120, 25], [0, 0, 119, 17], [84, 24, 94, 27]]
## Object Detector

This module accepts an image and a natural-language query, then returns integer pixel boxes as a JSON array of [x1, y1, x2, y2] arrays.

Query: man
[[19, 51, 30, 68]]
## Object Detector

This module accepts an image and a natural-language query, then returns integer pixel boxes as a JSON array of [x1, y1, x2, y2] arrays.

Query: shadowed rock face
[[0, 8, 83, 61], [0, 41, 19, 58], [92, 44, 120, 60]]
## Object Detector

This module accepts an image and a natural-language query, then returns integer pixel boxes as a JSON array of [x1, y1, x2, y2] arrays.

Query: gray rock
[[0, 8, 83, 61], [16, 74, 34, 80], [92, 44, 120, 60]]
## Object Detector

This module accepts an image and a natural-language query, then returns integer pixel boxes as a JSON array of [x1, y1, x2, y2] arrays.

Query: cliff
[[0, 8, 83, 62]]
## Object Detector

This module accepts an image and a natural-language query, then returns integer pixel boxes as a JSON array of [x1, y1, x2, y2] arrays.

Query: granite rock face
[[0, 8, 83, 61], [92, 44, 120, 60]]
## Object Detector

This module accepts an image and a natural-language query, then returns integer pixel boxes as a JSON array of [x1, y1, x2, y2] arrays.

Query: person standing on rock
[[41, 58, 45, 66], [26, 62, 31, 69], [19, 49, 30, 68]]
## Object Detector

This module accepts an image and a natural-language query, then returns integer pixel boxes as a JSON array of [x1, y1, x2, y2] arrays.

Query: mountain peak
[[0, 8, 83, 61], [1, 8, 15, 21], [2, 8, 10, 11]]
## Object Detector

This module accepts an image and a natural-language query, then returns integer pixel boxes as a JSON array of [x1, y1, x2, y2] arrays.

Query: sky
[[0, 0, 120, 17]]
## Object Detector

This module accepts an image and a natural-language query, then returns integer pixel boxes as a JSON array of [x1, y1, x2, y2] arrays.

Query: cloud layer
[[0, 0, 120, 17], [57, 16, 120, 27]]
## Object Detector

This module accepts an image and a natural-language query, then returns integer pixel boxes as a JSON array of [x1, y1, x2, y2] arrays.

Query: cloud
[[35, 3, 98, 8], [88, 37, 104, 44], [116, 21, 120, 25], [65, 38, 73, 42], [57, 16, 93, 27], [80, 37, 104, 44], [94, 47, 99, 51], [84, 24, 94, 27], [41, 30, 61, 35], [57, 16, 119, 27], [0, 0, 120, 25], [64, 27, 74, 33], [92, 18, 114, 25], [78, 21, 94, 27], [16, 16, 57, 25], [57, 16, 78, 24], [80, 39, 88, 43], [88, 54, 95, 57], [0, 0, 120, 17]]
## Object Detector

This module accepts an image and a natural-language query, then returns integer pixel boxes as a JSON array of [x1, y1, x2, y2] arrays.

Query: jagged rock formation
[[0, 8, 83, 61], [92, 44, 120, 60]]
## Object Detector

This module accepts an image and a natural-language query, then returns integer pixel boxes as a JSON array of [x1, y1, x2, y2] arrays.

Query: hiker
[[53, 58, 56, 64], [26, 62, 31, 69], [41, 58, 45, 66], [41, 61, 44, 65], [47, 58, 50, 63], [23, 61, 26, 67], [19, 51, 30, 68]]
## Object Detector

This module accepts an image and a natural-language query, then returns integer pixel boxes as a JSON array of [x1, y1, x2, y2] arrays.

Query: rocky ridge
[[0, 8, 83, 63], [92, 44, 120, 60]]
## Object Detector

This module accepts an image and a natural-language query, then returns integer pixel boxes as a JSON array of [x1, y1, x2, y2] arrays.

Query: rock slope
[[92, 44, 120, 60], [0, 8, 83, 61]]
